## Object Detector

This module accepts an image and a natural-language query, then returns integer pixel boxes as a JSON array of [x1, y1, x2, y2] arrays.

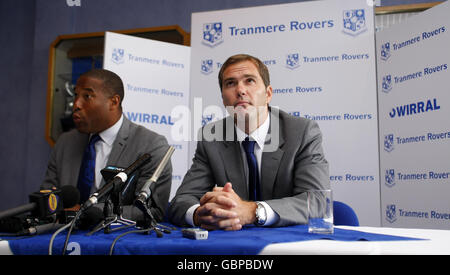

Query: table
[[1, 224, 449, 255], [260, 225, 450, 255]]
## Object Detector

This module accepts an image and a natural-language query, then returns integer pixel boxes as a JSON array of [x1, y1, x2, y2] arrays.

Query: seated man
[[41, 69, 172, 222], [169, 54, 329, 230]]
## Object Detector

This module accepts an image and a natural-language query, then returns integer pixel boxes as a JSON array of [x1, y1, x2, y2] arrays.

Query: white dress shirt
[[185, 113, 279, 227], [92, 115, 123, 191]]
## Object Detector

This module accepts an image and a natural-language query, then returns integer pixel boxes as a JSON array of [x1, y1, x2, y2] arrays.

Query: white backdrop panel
[[103, 32, 190, 200], [377, 1, 450, 229], [190, 0, 380, 226]]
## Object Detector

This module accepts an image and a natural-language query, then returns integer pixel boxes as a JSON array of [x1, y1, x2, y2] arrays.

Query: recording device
[[80, 153, 152, 211], [182, 228, 208, 240]]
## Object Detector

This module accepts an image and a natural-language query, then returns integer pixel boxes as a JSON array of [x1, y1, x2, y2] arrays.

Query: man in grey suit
[[41, 69, 172, 222], [169, 54, 329, 230]]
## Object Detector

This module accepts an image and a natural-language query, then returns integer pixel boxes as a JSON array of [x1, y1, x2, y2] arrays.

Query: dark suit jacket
[[168, 108, 329, 227], [41, 115, 172, 222]]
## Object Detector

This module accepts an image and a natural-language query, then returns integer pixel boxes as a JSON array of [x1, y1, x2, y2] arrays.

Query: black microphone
[[135, 147, 175, 207], [76, 207, 104, 230], [0, 203, 36, 220], [0, 189, 62, 220], [0, 186, 80, 236], [81, 153, 152, 211], [57, 185, 81, 224], [18, 222, 66, 236], [60, 185, 80, 209]]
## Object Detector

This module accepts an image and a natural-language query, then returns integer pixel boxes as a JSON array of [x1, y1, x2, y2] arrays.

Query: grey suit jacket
[[41, 115, 172, 222], [168, 108, 329, 227]]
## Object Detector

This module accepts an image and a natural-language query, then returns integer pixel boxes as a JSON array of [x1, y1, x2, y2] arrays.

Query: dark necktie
[[77, 134, 101, 203], [242, 137, 261, 201]]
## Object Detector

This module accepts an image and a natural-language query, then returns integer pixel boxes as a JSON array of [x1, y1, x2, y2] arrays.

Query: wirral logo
[[385, 169, 395, 187], [201, 59, 214, 75], [385, 204, 397, 223], [286, 53, 300, 70], [342, 9, 367, 36], [112, 48, 125, 64], [384, 134, 394, 152], [203, 22, 223, 47], [381, 42, 391, 61], [382, 74, 392, 93]]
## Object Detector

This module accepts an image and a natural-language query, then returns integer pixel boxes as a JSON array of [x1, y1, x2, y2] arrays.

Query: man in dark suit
[[169, 54, 329, 230], [41, 69, 172, 222]]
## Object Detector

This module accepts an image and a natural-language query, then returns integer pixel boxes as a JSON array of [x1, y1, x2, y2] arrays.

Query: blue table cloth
[[5, 224, 425, 255]]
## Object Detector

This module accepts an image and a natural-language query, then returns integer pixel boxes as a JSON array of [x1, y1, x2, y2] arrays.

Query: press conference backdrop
[[103, 32, 190, 200], [377, 1, 450, 229], [190, 0, 380, 226]]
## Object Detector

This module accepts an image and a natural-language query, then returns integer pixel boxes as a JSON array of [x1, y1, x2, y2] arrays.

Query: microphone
[[57, 185, 81, 224], [0, 189, 62, 220], [0, 186, 80, 236], [18, 222, 66, 236], [81, 153, 152, 211], [60, 185, 80, 209], [76, 207, 104, 230], [0, 203, 36, 220], [135, 146, 175, 207]]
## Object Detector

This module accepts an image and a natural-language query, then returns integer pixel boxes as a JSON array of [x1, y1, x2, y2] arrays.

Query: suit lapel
[[261, 149, 284, 200], [101, 116, 130, 187], [260, 109, 285, 200], [72, 133, 89, 187], [217, 116, 248, 198], [219, 141, 248, 198]]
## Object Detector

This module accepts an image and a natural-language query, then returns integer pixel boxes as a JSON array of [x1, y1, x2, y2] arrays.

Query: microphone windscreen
[[60, 185, 80, 209], [77, 207, 104, 230]]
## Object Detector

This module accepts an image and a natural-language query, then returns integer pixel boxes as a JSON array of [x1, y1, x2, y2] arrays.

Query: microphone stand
[[134, 146, 176, 237], [83, 155, 152, 236], [134, 200, 175, 238], [86, 192, 135, 236]]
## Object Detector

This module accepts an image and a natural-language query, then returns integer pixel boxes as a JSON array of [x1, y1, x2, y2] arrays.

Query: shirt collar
[[236, 113, 270, 149], [97, 115, 123, 146]]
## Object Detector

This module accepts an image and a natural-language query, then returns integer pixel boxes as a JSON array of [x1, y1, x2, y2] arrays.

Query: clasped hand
[[193, 182, 256, 231]]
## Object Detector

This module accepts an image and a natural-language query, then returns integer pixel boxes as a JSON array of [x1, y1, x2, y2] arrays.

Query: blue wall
[[0, 0, 36, 211], [0, 0, 442, 210]]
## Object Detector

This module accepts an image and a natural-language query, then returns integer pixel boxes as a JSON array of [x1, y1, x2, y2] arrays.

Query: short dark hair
[[80, 69, 124, 105], [218, 54, 270, 91]]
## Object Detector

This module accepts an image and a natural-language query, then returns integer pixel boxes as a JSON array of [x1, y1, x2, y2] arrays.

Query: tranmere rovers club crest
[[385, 169, 395, 187], [112, 48, 125, 64], [381, 42, 391, 61], [385, 204, 397, 223], [202, 114, 215, 127], [382, 74, 392, 93], [286, 53, 300, 69], [343, 9, 367, 36], [203, 22, 223, 47], [384, 134, 394, 152], [201, 59, 213, 75]]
